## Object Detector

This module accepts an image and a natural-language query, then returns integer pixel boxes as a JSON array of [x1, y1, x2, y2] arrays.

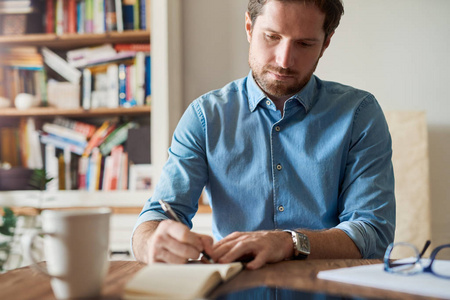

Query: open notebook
[[124, 262, 243, 299]]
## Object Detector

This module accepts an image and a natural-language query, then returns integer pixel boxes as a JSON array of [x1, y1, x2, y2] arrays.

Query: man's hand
[[211, 231, 293, 270], [132, 220, 214, 264]]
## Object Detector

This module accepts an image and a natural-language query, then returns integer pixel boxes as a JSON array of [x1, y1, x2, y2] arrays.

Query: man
[[132, 0, 395, 270]]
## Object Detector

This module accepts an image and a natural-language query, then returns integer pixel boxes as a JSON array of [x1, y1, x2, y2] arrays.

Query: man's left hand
[[211, 231, 293, 269]]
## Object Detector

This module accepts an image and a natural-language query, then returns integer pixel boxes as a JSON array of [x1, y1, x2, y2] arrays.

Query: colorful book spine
[[118, 63, 127, 106], [55, 0, 64, 35], [107, 64, 119, 108], [115, 0, 124, 32], [133, 0, 140, 30], [53, 117, 97, 139], [93, 0, 105, 33], [46, 0, 55, 33], [114, 43, 150, 52], [122, 1, 134, 30], [82, 68, 92, 110], [139, 0, 146, 30], [42, 123, 87, 143], [85, 0, 94, 33], [77, 0, 85, 33], [67, 0, 77, 33], [104, 0, 117, 32]]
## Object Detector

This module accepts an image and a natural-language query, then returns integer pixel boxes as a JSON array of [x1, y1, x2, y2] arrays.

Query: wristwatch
[[283, 230, 310, 259]]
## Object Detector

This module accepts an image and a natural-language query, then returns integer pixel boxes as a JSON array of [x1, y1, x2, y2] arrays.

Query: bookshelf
[[0, 1, 153, 198]]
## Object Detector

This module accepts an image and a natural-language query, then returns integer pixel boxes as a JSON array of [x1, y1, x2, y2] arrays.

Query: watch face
[[297, 233, 310, 254]]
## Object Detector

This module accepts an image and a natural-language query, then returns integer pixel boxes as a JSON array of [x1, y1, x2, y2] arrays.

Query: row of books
[[0, 118, 43, 170], [45, 0, 149, 35], [0, 43, 151, 109], [45, 143, 129, 191], [1, 117, 150, 191]]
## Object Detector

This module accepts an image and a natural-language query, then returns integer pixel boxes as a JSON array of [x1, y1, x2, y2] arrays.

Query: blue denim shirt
[[135, 72, 395, 259]]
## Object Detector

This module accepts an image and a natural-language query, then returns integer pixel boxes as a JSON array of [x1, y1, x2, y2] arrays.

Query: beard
[[249, 54, 319, 100]]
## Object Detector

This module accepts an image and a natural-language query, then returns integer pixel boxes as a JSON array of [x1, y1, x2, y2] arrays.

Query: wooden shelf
[[0, 105, 151, 118], [0, 30, 151, 49]]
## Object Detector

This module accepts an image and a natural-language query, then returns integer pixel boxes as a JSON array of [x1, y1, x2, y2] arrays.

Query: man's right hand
[[132, 220, 214, 264]]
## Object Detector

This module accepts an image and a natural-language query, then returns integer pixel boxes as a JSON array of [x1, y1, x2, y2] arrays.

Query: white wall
[[181, 0, 450, 247]]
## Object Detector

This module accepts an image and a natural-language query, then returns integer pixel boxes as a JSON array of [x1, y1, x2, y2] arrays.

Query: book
[[45, 0, 54, 33], [76, 0, 85, 33], [93, 0, 105, 33], [40, 132, 87, 156], [118, 63, 127, 106], [41, 47, 82, 84], [134, 52, 145, 106], [42, 123, 87, 143], [114, 43, 150, 52], [109, 144, 123, 190], [139, 0, 146, 30], [55, 0, 64, 35], [77, 155, 89, 190], [122, 0, 135, 30], [115, 0, 124, 32], [53, 117, 97, 139], [87, 147, 102, 191], [99, 121, 137, 156], [106, 64, 119, 108], [82, 68, 92, 109], [85, 0, 94, 33], [67, 0, 77, 33], [124, 262, 243, 299], [104, 0, 117, 32], [83, 120, 117, 157], [67, 43, 117, 68]]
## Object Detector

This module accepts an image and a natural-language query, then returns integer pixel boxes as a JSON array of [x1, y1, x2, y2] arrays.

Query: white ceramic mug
[[26, 208, 111, 299]]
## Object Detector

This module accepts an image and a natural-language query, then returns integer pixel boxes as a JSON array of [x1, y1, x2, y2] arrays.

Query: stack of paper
[[317, 260, 450, 299]]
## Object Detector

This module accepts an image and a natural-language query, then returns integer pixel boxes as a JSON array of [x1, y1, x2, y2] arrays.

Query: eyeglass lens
[[387, 243, 422, 274], [430, 245, 450, 277]]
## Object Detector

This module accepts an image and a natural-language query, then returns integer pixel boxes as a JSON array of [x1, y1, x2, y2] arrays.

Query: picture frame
[[129, 164, 152, 191]]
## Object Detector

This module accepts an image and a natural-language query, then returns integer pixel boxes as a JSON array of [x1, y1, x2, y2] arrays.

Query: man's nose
[[276, 41, 295, 69]]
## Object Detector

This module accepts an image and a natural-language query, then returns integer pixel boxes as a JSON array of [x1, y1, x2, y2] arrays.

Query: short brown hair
[[247, 0, 344, 39]]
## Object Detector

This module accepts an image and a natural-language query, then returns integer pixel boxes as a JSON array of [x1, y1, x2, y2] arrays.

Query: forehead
[[255, 1, 326, 39]]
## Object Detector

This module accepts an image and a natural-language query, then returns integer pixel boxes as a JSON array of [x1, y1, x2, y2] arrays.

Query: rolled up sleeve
[[336, 95, 396, 258]]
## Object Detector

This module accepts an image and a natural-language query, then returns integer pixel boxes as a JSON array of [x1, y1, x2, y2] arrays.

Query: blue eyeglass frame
[[384, 240, 450, 279]]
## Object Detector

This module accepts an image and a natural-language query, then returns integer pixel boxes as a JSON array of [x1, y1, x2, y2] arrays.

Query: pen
[[158, 199, 214, 263]]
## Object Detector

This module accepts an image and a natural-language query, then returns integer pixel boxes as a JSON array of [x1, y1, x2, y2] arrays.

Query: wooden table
[[0, 260, 440, 299]]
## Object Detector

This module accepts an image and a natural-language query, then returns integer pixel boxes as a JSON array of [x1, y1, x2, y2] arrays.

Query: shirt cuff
[[335, 220, 377, 258]]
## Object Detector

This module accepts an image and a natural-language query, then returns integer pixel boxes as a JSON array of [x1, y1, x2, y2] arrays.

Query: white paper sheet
[[317, 260, 450, 299]]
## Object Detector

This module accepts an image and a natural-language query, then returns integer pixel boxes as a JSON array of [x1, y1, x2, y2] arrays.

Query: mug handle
[[24, 230, 61, 278]]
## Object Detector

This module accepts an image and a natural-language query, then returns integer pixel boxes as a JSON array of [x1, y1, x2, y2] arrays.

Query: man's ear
[[245, 11, 253, 43], [319, 31, 334, 58]]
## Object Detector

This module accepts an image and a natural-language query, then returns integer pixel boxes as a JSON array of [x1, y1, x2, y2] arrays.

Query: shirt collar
[[246, 71, 317, 113]]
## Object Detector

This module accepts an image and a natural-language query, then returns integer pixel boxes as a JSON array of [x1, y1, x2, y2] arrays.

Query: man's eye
[[265, 34, 278, 41], [300, 42, 313, 47]]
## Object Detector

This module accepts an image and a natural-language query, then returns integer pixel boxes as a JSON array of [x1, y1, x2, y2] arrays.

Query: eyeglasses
[[384, 240, 450, 279]]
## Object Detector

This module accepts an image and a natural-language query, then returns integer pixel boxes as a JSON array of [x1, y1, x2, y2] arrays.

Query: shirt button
[[275, 126, 281, 132], [278, 205, 284, 212], [276, 164, 282, 171], [266, 100, 271, 106]]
